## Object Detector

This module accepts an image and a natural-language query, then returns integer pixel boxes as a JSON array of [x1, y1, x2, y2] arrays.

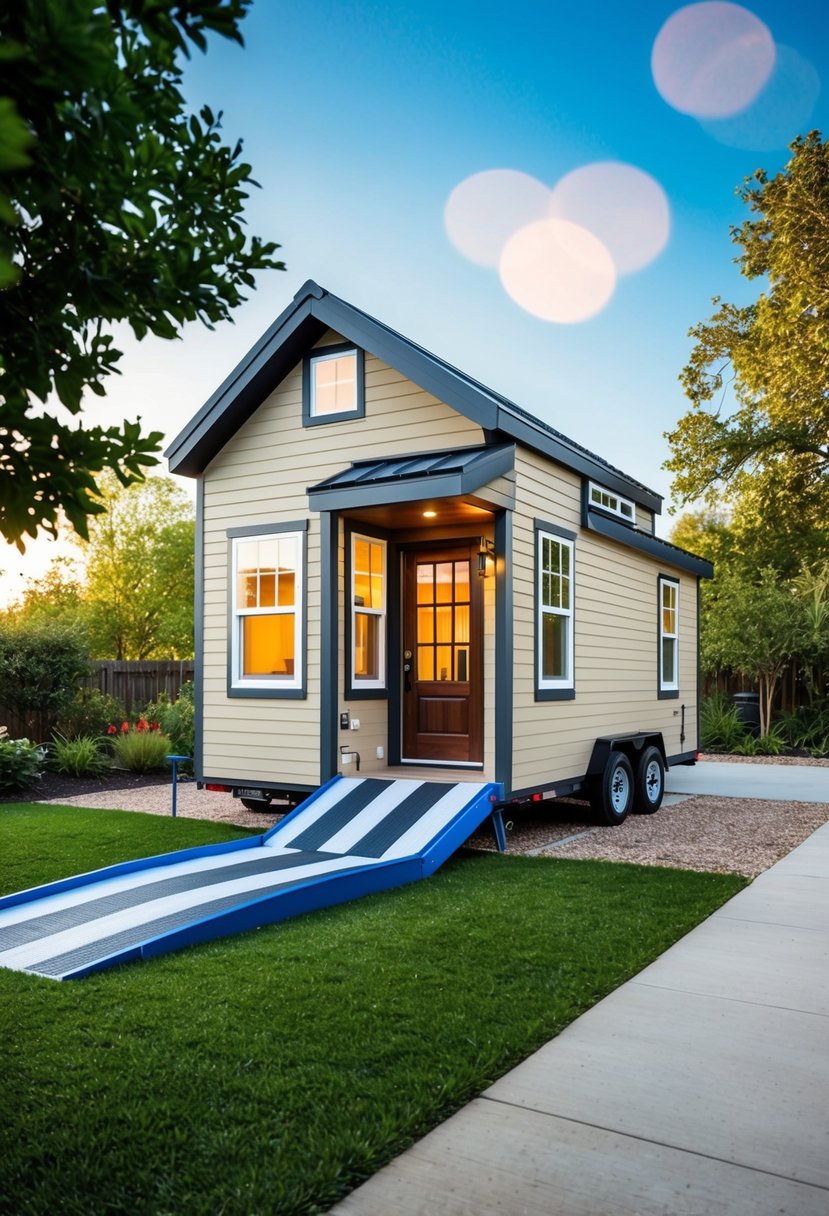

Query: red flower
[[121, 721, 130, 734], [107, 725, 117, 735], [136, 718, 149, 733], [149, 721, 160, 732]]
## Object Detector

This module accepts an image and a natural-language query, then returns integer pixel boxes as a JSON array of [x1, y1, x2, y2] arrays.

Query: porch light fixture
[[422, 509, 437, 518], [478, 537, 495, 577]]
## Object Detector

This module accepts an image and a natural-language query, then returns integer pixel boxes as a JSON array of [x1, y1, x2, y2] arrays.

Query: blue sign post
[[165, 755, 190, 818]]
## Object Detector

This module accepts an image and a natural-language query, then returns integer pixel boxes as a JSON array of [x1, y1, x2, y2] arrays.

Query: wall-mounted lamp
[[477, 537, 496, 577]]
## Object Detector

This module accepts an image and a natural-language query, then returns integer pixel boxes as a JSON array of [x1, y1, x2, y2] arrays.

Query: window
[[659, 576, 679, 697], [351, 533, 386, 688], [303, 345, 365, 425], [536, 525, 575, 698], [589, 481, 635, 522], [231, 528, 304, 693]]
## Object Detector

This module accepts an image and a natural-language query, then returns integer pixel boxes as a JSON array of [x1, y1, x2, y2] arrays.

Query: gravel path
[[9, 762, 827, 879]]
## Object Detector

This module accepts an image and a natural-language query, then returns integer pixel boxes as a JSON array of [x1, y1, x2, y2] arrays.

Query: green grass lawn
[[0, 804, 746, 1216]]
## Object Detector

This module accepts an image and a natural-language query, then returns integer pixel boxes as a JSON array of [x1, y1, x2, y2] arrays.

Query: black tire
[[240, 797, 273, 812], [633, 746, 665, 814], [588, 750, 634, 825]]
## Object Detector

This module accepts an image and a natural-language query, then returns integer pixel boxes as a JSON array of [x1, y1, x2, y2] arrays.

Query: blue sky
[[4, 0, 829, 596]]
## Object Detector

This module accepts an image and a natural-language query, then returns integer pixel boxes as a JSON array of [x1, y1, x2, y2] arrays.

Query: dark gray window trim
[[581, 483, 713, 579], [226, 519, 309, 699], [534, 518, 577, 702], [302, 342, 365, 427], [657, 574, 680, 701], [320, 512, 339, 781], [344, 520, 391, 700], [494, 509, 513, 791]]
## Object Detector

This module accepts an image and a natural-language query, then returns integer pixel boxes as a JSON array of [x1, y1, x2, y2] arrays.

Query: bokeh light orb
[[498, 217, 616, 324], [444, 169, 551, 268], [701, 44, 820, 150], [652, 1, 776, 118], [549, 161, 670, 274]]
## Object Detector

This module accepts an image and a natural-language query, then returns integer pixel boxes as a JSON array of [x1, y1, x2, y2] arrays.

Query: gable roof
[[165, 280, 662, 513]]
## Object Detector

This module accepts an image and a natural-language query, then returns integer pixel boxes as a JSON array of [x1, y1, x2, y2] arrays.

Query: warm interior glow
[[242, 614, 295, 676]]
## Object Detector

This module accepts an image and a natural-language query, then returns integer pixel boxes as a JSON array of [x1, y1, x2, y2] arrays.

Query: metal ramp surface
[[0, 777, 501, 981]]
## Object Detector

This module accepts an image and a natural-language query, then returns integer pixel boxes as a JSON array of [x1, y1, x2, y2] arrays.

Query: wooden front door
[[402, 543, 483, 763]]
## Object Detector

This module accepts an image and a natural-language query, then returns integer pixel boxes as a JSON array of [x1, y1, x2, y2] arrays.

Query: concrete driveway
[[666, 759, 828, 802]]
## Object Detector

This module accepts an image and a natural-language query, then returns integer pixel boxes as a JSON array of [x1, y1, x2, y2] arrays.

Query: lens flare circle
[[444, 169, 552, 268], [652, 1, 776, 118], [549, 161, 670, 274], [701, 44, 821, 150], [499, 217, 616, 324]]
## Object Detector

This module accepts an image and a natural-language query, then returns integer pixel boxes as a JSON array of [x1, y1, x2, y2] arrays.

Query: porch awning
[[307, 443, 515, 511]]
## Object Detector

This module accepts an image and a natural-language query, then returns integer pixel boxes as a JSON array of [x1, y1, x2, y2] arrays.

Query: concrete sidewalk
[[666, 759, 828, 801], [332, 822, 829, 1215]]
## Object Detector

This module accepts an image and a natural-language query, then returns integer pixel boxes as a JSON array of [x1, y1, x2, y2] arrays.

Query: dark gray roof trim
[[584, 508, 714, 579], [166, 280, 662, 512], [307, 444, 515, 512]]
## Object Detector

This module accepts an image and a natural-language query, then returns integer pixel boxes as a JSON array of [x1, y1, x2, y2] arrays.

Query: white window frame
[[537, 528, 575, 694], [230, 529, 304, 693], [350, 532, 387, 690], [588, 481, 635, 523], [659, 576, 679, 695]]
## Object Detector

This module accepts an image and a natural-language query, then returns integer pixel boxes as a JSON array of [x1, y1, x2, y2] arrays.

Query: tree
[[665, 132, 829, 561], [0, 1, 283, 551], [3, 475, 196, 659], [701, 567, 806, 735], [80, 475, 196, 659]]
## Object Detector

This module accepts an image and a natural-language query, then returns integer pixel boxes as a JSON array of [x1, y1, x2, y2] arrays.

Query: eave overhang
[[583, 508, 714, 579]]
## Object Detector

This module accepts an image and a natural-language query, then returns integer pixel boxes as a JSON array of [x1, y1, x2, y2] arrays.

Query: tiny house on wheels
[[166, 281, 712, 829]]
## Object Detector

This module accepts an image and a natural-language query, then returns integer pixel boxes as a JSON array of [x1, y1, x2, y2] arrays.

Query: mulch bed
[[0, 769, 172, 804]]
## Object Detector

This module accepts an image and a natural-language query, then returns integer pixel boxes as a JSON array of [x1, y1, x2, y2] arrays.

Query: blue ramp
[[0, 777, 501, 981]]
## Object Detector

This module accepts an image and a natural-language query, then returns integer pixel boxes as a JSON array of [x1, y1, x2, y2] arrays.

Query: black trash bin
[[733, 692, 760, 736]]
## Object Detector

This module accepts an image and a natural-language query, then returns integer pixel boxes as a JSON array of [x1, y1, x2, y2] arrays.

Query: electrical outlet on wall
[[350, 718, 360, 730]]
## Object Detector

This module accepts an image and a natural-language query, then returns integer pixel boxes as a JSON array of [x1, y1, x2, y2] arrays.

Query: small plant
[[732, 734, 758, 756], [144, 683, 194, 772], [0, 736, 47, 793], [56, 690, 127, 740], [51, 734, 112, 779], [109, 720, 172, 774], [700, 693, 749, 753], [754, 723, 787, 756]]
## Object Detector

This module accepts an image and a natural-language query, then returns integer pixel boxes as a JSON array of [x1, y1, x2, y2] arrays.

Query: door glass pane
[[417, 607, 434, 643], [455, 561, 470, 601], [455, 603, 470, 644], [456, 647, 469, 682], [435, 562, 453, 603], [436, 645, 452, 681], [417, 564, 434, 604], [435, 605, 452, 643], [418, 645, 434, 681]]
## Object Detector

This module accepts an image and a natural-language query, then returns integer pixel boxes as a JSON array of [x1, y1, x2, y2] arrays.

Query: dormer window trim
[[302, 343, 365, 427], [588, 480, 635, 523]]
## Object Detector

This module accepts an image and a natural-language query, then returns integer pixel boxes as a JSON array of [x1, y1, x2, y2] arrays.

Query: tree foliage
[[5, 475, 196, 659], [0, 0, 283, 550], [665, 132, 829, 562]]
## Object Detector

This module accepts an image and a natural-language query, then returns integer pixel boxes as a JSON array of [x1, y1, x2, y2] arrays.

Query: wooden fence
[[2, 660, 194, 742]]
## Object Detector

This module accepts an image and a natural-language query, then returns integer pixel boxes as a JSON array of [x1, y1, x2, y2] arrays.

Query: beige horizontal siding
[[200, 341, 483, 787], [510, 450, 699, 791]]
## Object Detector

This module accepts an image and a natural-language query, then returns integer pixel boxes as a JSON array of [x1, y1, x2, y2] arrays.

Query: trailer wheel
[[633, 746, 665, 814], [589, 750, 634, 825], [240, 797, 273, 812]]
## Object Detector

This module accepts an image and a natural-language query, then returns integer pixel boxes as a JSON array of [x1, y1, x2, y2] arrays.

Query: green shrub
[[0, 621, 90, 725], [755, 723, 786, 755], [776, 704, 829, 750], [56, 689, 127, 740], [111, 728, 172, 774], [700, 693, 749, 753], [51, 734, 112, 778], [0, 736, 47, 793], [144, 682, 194, 771]]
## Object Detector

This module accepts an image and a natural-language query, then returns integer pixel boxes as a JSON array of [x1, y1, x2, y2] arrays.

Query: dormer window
[[303, 344, 365, 425], [588, 481, 635, 522]]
